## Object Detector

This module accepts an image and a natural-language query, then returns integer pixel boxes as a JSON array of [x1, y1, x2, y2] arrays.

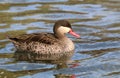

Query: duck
[[8, 20, 80, 63]]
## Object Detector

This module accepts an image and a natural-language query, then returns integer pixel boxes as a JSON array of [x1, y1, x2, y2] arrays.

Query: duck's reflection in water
[[14, 50, 77, 78], [14, 50, 74, 65]]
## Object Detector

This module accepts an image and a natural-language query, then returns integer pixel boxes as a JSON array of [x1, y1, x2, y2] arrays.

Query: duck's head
[[53, 20, 80, 38]]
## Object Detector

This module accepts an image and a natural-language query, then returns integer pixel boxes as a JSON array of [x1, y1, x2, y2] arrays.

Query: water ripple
[[76, 41, 120, 52], [0, 0, 120, 78], [51, 4, 106, 13], [74, 12, 120, 26], [0, 4, 42, 13], [12, 13, 93, 20], [0, 0, 68, 3]]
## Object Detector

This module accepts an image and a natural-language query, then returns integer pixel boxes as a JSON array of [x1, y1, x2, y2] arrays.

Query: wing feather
[[9, 33, 58, 45]]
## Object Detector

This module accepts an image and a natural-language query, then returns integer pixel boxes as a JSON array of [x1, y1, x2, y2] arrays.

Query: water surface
[[0, 0, 120, 78]]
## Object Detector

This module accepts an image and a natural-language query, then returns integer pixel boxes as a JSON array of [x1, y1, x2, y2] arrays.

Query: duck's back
[[9, 33, 61, 51], [9, 33, 74, 61]]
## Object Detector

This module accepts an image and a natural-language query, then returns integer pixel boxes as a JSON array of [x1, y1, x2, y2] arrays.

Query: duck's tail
[[9, 37, 19, 41], [7, 35, 19, 42]]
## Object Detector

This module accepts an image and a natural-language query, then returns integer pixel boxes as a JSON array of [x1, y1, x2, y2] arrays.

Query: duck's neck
[[54, 32, 67, 39]]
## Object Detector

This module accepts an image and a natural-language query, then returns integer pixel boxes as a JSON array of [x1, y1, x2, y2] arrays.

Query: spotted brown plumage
[[8, 20, 80, 63]]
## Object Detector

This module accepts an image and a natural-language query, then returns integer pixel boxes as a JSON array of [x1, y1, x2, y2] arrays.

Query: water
[[0, 0, 120, 78]]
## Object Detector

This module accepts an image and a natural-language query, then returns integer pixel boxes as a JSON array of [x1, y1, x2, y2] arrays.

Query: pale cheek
[[63, 29, 70, 33], [58, 26, 71, 33]]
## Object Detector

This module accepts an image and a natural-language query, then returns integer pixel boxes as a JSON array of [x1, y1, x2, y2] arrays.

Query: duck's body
[[9, 20, 80, 62]]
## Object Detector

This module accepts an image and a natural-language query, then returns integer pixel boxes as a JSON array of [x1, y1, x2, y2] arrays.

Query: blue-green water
[[0, 0, 120, 78]]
